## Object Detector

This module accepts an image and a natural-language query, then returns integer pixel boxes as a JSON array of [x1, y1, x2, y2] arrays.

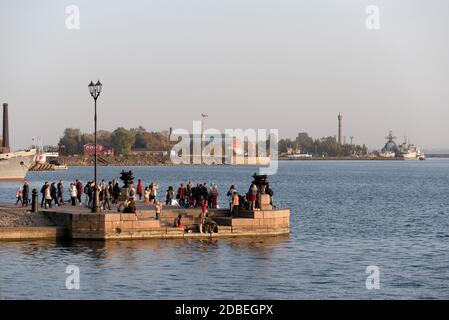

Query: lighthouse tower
[[337, 112, 343, 145]]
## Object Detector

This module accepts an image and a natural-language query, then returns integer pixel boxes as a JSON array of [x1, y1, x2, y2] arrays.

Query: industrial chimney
[[2, 103, 10, 153], [337, 112, 343, 145]]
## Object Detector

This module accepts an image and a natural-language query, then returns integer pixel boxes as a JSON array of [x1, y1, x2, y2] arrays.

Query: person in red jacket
[[177, 183, 186, 207], [137, 179, 143, 201]]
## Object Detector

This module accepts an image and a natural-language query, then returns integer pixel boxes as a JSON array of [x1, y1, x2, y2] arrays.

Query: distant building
[[83, 143, 114, 156]]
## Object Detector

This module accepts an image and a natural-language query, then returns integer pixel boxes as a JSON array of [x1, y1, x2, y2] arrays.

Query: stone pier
[[42, 205, 290, 240], [0, 203, 290, 241]]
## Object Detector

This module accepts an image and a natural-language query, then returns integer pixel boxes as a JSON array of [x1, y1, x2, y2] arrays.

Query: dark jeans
[[232, 205, 239, 218], [52, 196, 60, 206], [71, 197, 76, 206], [58, 193, 64, 205]]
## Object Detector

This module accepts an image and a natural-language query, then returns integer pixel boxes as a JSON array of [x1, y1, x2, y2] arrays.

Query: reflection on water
[[2, 161, 449, 299], [0, 236, 291, 300]]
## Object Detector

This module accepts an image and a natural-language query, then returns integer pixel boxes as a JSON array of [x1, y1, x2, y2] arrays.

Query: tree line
[[59, 128, 367, 157], [279, 132, 368, 157], [59, 126, 170, 155]]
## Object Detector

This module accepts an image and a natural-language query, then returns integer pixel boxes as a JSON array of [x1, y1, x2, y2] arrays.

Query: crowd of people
[[15, 177, 274, 234], [16, 178, 274, 211]]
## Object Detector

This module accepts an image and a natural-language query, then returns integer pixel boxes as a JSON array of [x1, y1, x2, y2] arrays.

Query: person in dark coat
[[50, 182, 60, 206], [22, 180, 30, 207], [75, 180, 83, 205], [57, 180, 64, 205], [112, 181, 121, 204], [40, 181, 49, 208]]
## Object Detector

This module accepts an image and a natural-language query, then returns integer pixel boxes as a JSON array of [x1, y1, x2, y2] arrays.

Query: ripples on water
[[1, 160, 449, 299]]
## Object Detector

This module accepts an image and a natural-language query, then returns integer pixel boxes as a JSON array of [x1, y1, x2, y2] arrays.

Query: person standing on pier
[[144, 187, 150, 204], [149, 183, 157, 204], [227, 185, 235, 213], [44, 183, 52, 208], [57, 180, 64, 205], [211, 184, 219, 208], [177, 183, 186, 207], [84, 182, 91, 208], [75, 180, 83, 205], [112, 181, 120, 204], [166, 186, 174, 205], [102, 183, 112, 211], [154, 200, 162, 220], [199, 198, 208, 233], [129, 182, 137, 201], [50, 182, 59, 206], [249, 183, 258, 211], [22, 181, 30, 207], [15, 186, 23, 206], [265, 183, 274, 207], [69, 183, 77, 206], [192, 184, 198, 207], [40, 181, 49, 208], [137, 179, 143, 201], [231, 191, 239, 218]]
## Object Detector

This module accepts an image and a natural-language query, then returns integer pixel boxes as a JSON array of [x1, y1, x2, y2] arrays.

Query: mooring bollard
[[31, 188, 38, 213]]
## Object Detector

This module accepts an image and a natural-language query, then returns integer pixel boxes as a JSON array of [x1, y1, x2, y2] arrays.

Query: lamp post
[[88, 80, 102, 213]]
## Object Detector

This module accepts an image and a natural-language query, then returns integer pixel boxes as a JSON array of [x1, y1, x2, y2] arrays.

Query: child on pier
[[15, 187, 23, 206], [154, 201, 162, 220]]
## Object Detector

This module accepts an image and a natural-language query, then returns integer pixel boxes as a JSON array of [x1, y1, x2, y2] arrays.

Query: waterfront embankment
[[279, 156, 403, 161], [58, 155, 411, 167], [58, 154, 171, 166], [0, 203, 290, 241]]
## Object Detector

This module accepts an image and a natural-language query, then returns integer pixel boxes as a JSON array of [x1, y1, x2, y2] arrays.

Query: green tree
[[97, 130, 112, 146], [295, 132, 314, 153], [58, 128, 82, 154], [80, 133, 94, 146], [111, 127, 135, 155]]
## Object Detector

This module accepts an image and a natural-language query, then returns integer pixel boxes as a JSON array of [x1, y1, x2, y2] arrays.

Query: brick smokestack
[[338, 112, 343, 145], [2, 103, 10, 153]]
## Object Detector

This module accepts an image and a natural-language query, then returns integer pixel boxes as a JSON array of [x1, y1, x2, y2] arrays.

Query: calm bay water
[[1, 160, 449, 299]]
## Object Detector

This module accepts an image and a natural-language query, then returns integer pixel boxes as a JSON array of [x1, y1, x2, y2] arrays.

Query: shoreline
[[55, 156, 429, 167]]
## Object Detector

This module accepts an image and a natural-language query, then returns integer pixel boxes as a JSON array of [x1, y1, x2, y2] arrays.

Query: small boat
[[419, 155, 426, 161], [49, 159, 68, 170]]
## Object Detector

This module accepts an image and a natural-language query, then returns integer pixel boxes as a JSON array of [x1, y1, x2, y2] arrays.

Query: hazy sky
[[0, 0, 448, 150]]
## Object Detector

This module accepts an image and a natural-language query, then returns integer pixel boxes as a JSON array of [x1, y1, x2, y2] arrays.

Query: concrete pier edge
[[0, 204, 291, 241]]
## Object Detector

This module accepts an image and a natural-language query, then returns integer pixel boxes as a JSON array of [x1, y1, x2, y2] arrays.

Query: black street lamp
[[88, 80, 102, 213]]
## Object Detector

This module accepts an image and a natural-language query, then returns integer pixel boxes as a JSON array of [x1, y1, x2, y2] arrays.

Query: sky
[[0, 0, 448, 150]]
